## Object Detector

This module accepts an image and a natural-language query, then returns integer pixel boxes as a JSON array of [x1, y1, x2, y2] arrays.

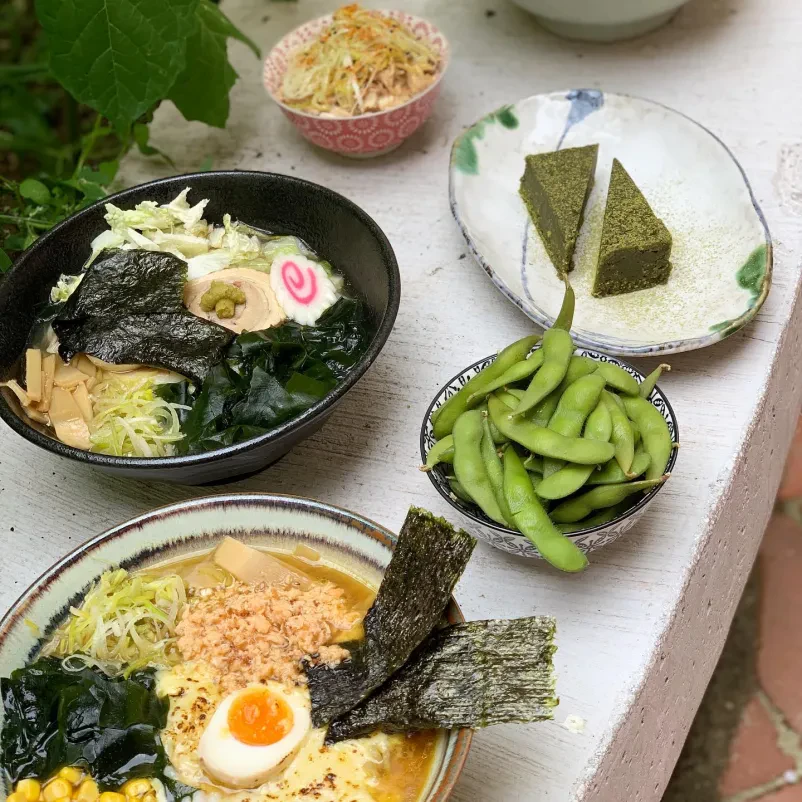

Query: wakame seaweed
[[0, 658, 172, 788], [305, 507, 475, 727], [167, 296, 375, 455], [325, 617, 558, 743], [52, 250, 234, 385]]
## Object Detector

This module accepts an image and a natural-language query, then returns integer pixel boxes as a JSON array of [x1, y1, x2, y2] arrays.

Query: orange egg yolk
[[228, 689, 294, 746]]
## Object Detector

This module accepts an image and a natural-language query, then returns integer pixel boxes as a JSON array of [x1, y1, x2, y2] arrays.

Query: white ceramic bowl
[[0, 494, 472, 802], [421, 350, 679, 559], [509, 0, 690, 41]]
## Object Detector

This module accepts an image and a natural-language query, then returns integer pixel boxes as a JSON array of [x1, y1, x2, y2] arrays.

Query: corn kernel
[[8, 792, 27, 802], [58, 768, 84, 786], [43, 779, 72, 802], [121, 780, 150, 798], [98, 792, 126, 802], [53, 796, 72, 802], [16, 780, 42, 802], [74, 779, 99, 802], [142, 793, 157, 802]]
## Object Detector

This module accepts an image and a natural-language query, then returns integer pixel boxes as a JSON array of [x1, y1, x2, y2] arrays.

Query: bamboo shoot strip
[[325, 617, 558, 743], [306, 507, 475, 726]]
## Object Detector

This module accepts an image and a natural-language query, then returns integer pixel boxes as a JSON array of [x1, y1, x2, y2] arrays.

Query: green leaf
[[133, 122, 175, 165], [35, 0, 200, 130], [207, 3, 260, 58], [19, 178, 52, 205], [167, 0, 257, 128], [198, 155, 213, 171], [0, 249, 12, 273]]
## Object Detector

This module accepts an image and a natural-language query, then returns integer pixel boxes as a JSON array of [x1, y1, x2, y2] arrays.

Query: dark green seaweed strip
[[325, 617, 558, 743], [306, 507, 475, 727], [53, 250, 233, 385]]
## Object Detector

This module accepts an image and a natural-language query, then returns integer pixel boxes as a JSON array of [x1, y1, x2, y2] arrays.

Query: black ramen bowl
[[0, 171, 400, 484]]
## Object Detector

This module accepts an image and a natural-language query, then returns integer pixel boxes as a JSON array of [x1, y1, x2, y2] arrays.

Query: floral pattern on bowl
[[420, 349, 679, 559], [263, 11, 449, 157], [449, 90, 772, 356]]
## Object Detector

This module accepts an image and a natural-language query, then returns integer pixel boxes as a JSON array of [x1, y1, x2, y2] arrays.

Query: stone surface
[[778, 416, 802, 501], [761, 785, 802, 802], [2, 2, 802, 802], [719, 697, 795, 797], [758, 514, 802, 734]]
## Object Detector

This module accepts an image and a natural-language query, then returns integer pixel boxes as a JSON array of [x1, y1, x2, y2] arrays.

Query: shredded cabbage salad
[[280, 4, 441, 116], [87, 188, 316, 280], [42, 569, 186, 676], [89, 373, 190, 458]]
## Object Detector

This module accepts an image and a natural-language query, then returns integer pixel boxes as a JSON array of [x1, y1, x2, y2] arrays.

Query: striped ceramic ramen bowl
[[0, 494, 471, 802]]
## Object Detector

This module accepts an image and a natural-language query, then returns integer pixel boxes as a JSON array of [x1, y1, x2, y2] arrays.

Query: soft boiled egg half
[[198, 682, 311, 788]]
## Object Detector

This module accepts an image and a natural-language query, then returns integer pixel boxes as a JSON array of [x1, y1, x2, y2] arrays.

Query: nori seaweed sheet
[[325, 617, 558, 743], [53, 250, 234, 385], [305, 507, 475, 727]]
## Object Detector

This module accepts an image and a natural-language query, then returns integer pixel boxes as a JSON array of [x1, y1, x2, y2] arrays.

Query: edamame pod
[[477, 402, 508, 444], [481, 417, 515, 527], [530, 356, 598, 427], [543, 373, 606, 477], [523, 454, 544, 473], [536, 399, 612, 500], [555, 502, 633, 534], [503, 447, 587, 572], [448, 477, 474, 504], [432, 334, 541, 439], [421, 434, 454, 471], [452, 410, 508, 525], [511, 328, 574, 417], [466, 350, 545, 407], [639, 364, 671, 399], [622, 396, 675, 481], [602, 390, 635, 474], [548, 374, 606, 438], [552, 281, 576, 331], [594, 362, 640, 397], [587, 447, 651, 485], [487, 394, 615, 465], [550, 476, 667, 523]]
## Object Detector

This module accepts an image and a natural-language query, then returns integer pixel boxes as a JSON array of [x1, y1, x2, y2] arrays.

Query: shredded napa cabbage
[[89, 374, 190, 458], [280, 4, 441, 116], [50, 273, 84, 303], [42, 569, 186, 676]]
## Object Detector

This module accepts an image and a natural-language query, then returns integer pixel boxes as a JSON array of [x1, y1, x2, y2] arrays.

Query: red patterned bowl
[[263, 11, 449, 158]]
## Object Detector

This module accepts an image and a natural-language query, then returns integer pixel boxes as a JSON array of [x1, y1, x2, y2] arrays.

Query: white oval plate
[[449, 90, 772, 356]]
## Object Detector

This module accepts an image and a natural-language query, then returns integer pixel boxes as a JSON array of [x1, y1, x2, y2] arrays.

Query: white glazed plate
[[449, 90, 772, 356]]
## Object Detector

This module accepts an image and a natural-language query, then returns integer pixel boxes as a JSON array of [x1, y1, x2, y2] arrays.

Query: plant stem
[[73, 114, 105, 177], [65, 93, 80, 148], [0, 214, 50, 230], [0, 63, 49, 78]]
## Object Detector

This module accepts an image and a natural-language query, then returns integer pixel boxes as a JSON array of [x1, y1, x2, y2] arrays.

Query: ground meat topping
[[176, 580, 359, 691]]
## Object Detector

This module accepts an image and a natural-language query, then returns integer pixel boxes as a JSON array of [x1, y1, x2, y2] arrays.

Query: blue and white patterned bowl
[[0, 494, 472, 802], [420, 350, 679, 559]]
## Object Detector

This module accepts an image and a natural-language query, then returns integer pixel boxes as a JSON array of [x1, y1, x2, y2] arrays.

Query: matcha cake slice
[[519, 144, 599, 276], [592, 159, 673, 297]]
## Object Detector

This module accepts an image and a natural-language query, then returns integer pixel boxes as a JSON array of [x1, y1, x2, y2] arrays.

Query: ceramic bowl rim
[[0, 171, 401, 472], [448, 89, 773, 357], [419, 349, 679, 540], [0, 492, 473, 802], [262, 9, 450, 122]]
